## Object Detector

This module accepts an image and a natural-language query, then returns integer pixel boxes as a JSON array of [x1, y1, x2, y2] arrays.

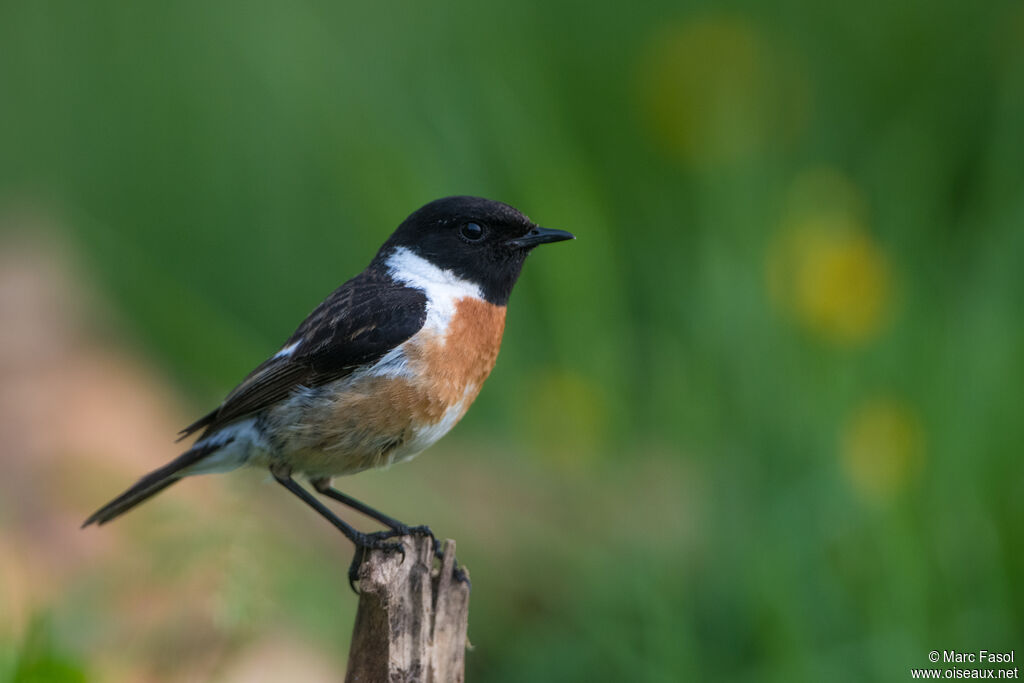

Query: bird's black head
[[376, 196, 574, 305]]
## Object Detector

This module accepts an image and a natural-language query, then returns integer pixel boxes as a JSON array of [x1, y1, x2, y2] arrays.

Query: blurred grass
[[9, 616, 88, 683], [1, 0, 1023, 680]]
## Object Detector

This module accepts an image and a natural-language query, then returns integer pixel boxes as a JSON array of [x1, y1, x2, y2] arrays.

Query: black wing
[[179, 268, 427, 440]]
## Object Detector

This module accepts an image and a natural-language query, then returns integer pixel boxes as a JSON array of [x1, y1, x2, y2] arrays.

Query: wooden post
[[345, 536, 470, 683]]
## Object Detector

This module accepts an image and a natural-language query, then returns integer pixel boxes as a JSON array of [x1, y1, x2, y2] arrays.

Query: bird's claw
[[390, 523, 440, 553], [345, 527, 469, 593], [347, 530, 407, 593], [406, 529, 471, 588], [390, 526, 469, 587], [451, 564, 471, 589]]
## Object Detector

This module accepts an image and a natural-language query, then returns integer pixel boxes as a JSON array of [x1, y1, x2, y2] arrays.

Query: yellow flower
[[767, 167, 892, 345], [841, 398, 925, 503], [637, 14, 808, 167]]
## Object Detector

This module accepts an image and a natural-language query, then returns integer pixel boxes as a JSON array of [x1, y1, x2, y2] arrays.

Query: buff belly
[[258, 375, 469, 477]]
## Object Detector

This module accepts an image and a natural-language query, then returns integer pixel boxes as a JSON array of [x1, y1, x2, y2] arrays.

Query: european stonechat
[[83, 196, 574, 586]]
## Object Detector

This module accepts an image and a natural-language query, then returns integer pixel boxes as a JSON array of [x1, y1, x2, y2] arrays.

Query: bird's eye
[[459, 222, 486, 242]]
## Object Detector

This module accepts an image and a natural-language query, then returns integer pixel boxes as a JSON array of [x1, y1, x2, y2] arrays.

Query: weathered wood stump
[[345, 536, 470, 682]]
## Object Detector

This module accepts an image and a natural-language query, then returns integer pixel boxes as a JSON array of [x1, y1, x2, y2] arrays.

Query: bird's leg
[[310, 477, 469, 586], [311, 477, 436, 545], [271, 466, 403, 592]]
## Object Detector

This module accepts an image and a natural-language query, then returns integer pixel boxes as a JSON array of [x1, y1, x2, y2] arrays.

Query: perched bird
[[83, 196, 573, 586]]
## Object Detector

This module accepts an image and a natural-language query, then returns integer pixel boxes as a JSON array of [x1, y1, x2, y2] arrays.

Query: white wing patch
[[272, 341, 301, 359]]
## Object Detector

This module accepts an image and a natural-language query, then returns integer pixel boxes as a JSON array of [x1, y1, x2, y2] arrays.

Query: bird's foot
[[347, 526, 470, 592], [391, 525, 465, 583], [451, 563, 471, 589], [347, 530, 406, 593], [389, 523, 442, 556], [392, 525, 471, 588]]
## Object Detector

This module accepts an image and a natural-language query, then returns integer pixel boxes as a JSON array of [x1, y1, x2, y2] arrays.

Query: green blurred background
[[2, 0, 1022, 680]]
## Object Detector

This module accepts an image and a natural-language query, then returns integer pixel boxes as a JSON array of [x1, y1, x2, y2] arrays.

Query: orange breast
[[404, 297, 507, 422]]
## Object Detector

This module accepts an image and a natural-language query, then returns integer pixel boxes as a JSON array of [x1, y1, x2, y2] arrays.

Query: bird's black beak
[[507, 227, 576, 249]]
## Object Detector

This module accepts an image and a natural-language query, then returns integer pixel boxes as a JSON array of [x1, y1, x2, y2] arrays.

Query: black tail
[[82, 439, 231, 527]]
